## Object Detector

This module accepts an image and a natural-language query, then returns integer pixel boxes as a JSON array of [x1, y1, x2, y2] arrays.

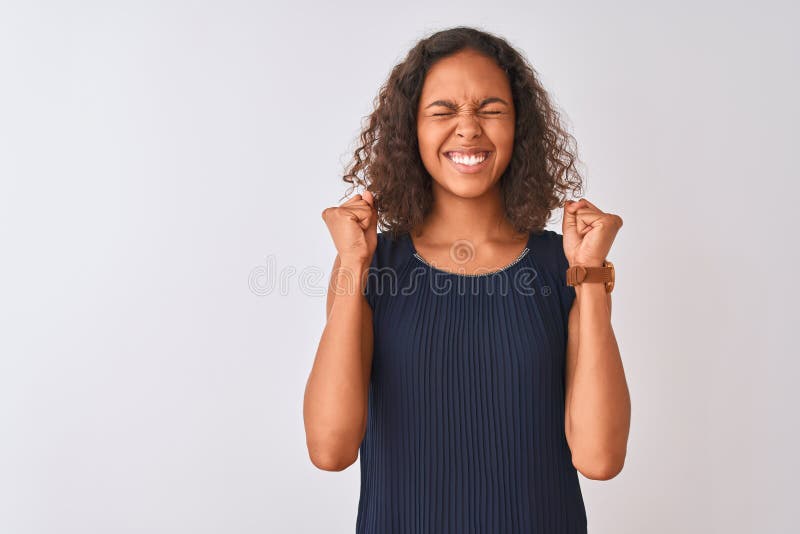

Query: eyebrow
[[424, 97, 509, 110]]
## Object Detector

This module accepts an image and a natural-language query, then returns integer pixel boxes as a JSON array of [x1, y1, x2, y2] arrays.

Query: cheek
[[417, 129, 444, 159], [489, 121, 515, 145]]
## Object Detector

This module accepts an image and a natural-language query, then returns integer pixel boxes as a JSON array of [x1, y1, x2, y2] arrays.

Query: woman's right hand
[[321, 190, 378, 265], [306, 190, 377, 471]]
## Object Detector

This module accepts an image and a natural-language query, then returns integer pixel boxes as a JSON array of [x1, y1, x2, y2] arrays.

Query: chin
[[437, 176, 495, 198]]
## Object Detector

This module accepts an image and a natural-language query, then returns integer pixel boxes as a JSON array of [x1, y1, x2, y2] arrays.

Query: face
[[416, 49, 516, 198]]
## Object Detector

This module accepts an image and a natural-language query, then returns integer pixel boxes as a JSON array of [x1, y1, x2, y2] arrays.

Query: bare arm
[[303, 254, 374, 472], [564, 282, 630, 481], [303, 193, 376, 472]]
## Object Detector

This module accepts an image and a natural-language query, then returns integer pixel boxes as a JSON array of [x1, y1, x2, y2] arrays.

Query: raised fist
[[321, 190, 378, 265]]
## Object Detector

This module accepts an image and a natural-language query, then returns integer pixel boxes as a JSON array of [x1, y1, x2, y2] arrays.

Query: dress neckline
[[405, 231, 534, 278]]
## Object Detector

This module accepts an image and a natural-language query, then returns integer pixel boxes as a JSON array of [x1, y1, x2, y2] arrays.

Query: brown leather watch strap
[[566, 260, 615, 293]]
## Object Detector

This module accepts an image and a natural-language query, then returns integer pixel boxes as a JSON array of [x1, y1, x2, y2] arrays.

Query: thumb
[[362, 189, 375, 208], [363, 189, 378, 234], [562, 200, 579, 237]]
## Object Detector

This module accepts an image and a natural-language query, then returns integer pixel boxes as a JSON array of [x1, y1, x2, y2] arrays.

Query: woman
[[304, 26, 630, 534]]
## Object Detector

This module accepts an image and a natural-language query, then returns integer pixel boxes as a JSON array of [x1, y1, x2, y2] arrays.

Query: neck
[[414, 183, 521, 244]]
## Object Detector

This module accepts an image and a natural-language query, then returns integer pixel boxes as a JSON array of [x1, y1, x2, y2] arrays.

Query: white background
[[1, 1, 797, 533]]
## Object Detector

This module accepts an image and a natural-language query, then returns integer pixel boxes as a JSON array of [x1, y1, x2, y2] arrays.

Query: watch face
[[604, 260, 615, 293]]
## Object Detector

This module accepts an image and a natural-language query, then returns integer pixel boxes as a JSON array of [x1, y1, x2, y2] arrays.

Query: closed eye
[[432, 111, 503, 116]]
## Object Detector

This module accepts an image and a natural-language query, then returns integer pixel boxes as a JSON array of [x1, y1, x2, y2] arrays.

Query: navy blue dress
[[357, 229, 586, 534]]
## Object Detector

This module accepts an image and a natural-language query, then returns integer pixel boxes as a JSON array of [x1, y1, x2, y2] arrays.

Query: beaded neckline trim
[[412, 247, 530, 278]]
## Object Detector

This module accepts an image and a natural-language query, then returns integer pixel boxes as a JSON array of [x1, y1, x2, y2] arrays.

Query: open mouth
[[443, 151, 493, 174]]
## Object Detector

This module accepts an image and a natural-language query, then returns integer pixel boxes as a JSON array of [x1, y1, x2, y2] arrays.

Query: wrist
[[339, 252, 375, 272], [337, 256, 371, 292], [574, 281, 607, 298], [565, 259, 615, 294], [570, 257, 606, 268], [339, 254, 371, 270]]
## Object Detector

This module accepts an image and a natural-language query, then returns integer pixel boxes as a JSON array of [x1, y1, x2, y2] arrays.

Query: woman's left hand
[[562, 198, 623, 267]]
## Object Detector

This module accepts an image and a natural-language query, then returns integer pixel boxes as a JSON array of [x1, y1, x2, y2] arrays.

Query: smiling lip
[[444, 148, 492, 156], [444, 151, 493, 174]]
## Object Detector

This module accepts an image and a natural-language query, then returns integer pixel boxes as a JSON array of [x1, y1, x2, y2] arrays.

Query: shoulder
[[535, 228, 565, 246], [370, 230, 413, 271], [531, 228, 569, 270], [365, 230, 412, 311]]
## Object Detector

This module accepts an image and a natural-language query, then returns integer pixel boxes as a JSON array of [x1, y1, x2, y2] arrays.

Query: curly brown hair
[[341, 26, 585, 240]]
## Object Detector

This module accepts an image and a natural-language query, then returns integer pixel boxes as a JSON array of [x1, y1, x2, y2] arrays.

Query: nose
[[454, 113, 482, 139]]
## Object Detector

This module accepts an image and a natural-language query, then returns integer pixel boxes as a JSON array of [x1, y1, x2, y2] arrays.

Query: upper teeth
[[448, 152, 488, 165]]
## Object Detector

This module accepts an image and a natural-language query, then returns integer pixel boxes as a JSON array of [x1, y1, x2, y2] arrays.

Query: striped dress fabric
[[357, 229, 587, 534]]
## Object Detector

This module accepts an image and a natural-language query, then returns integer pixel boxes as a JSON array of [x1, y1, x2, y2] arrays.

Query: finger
[[362, 190, 378, 233], [579, 198, 604, 214], [341, 205, 373, 230], [322, 200, 369, 221], [348, 210, 369, 230], [568, 206, 603, 237], [574, 207, 605, 218], [362, 189, 375, 208], [341, 193, 366, 207], [345, 192, 375, 210], [563, 199, 595, 233], [574, 208, 605, 228], [340, 191, 374, 206], [569, 199, 601, 216], [563, 200, 579, 234]]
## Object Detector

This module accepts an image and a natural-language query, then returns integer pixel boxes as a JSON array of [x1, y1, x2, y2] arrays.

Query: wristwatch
[[566, 260, 615, 293]]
